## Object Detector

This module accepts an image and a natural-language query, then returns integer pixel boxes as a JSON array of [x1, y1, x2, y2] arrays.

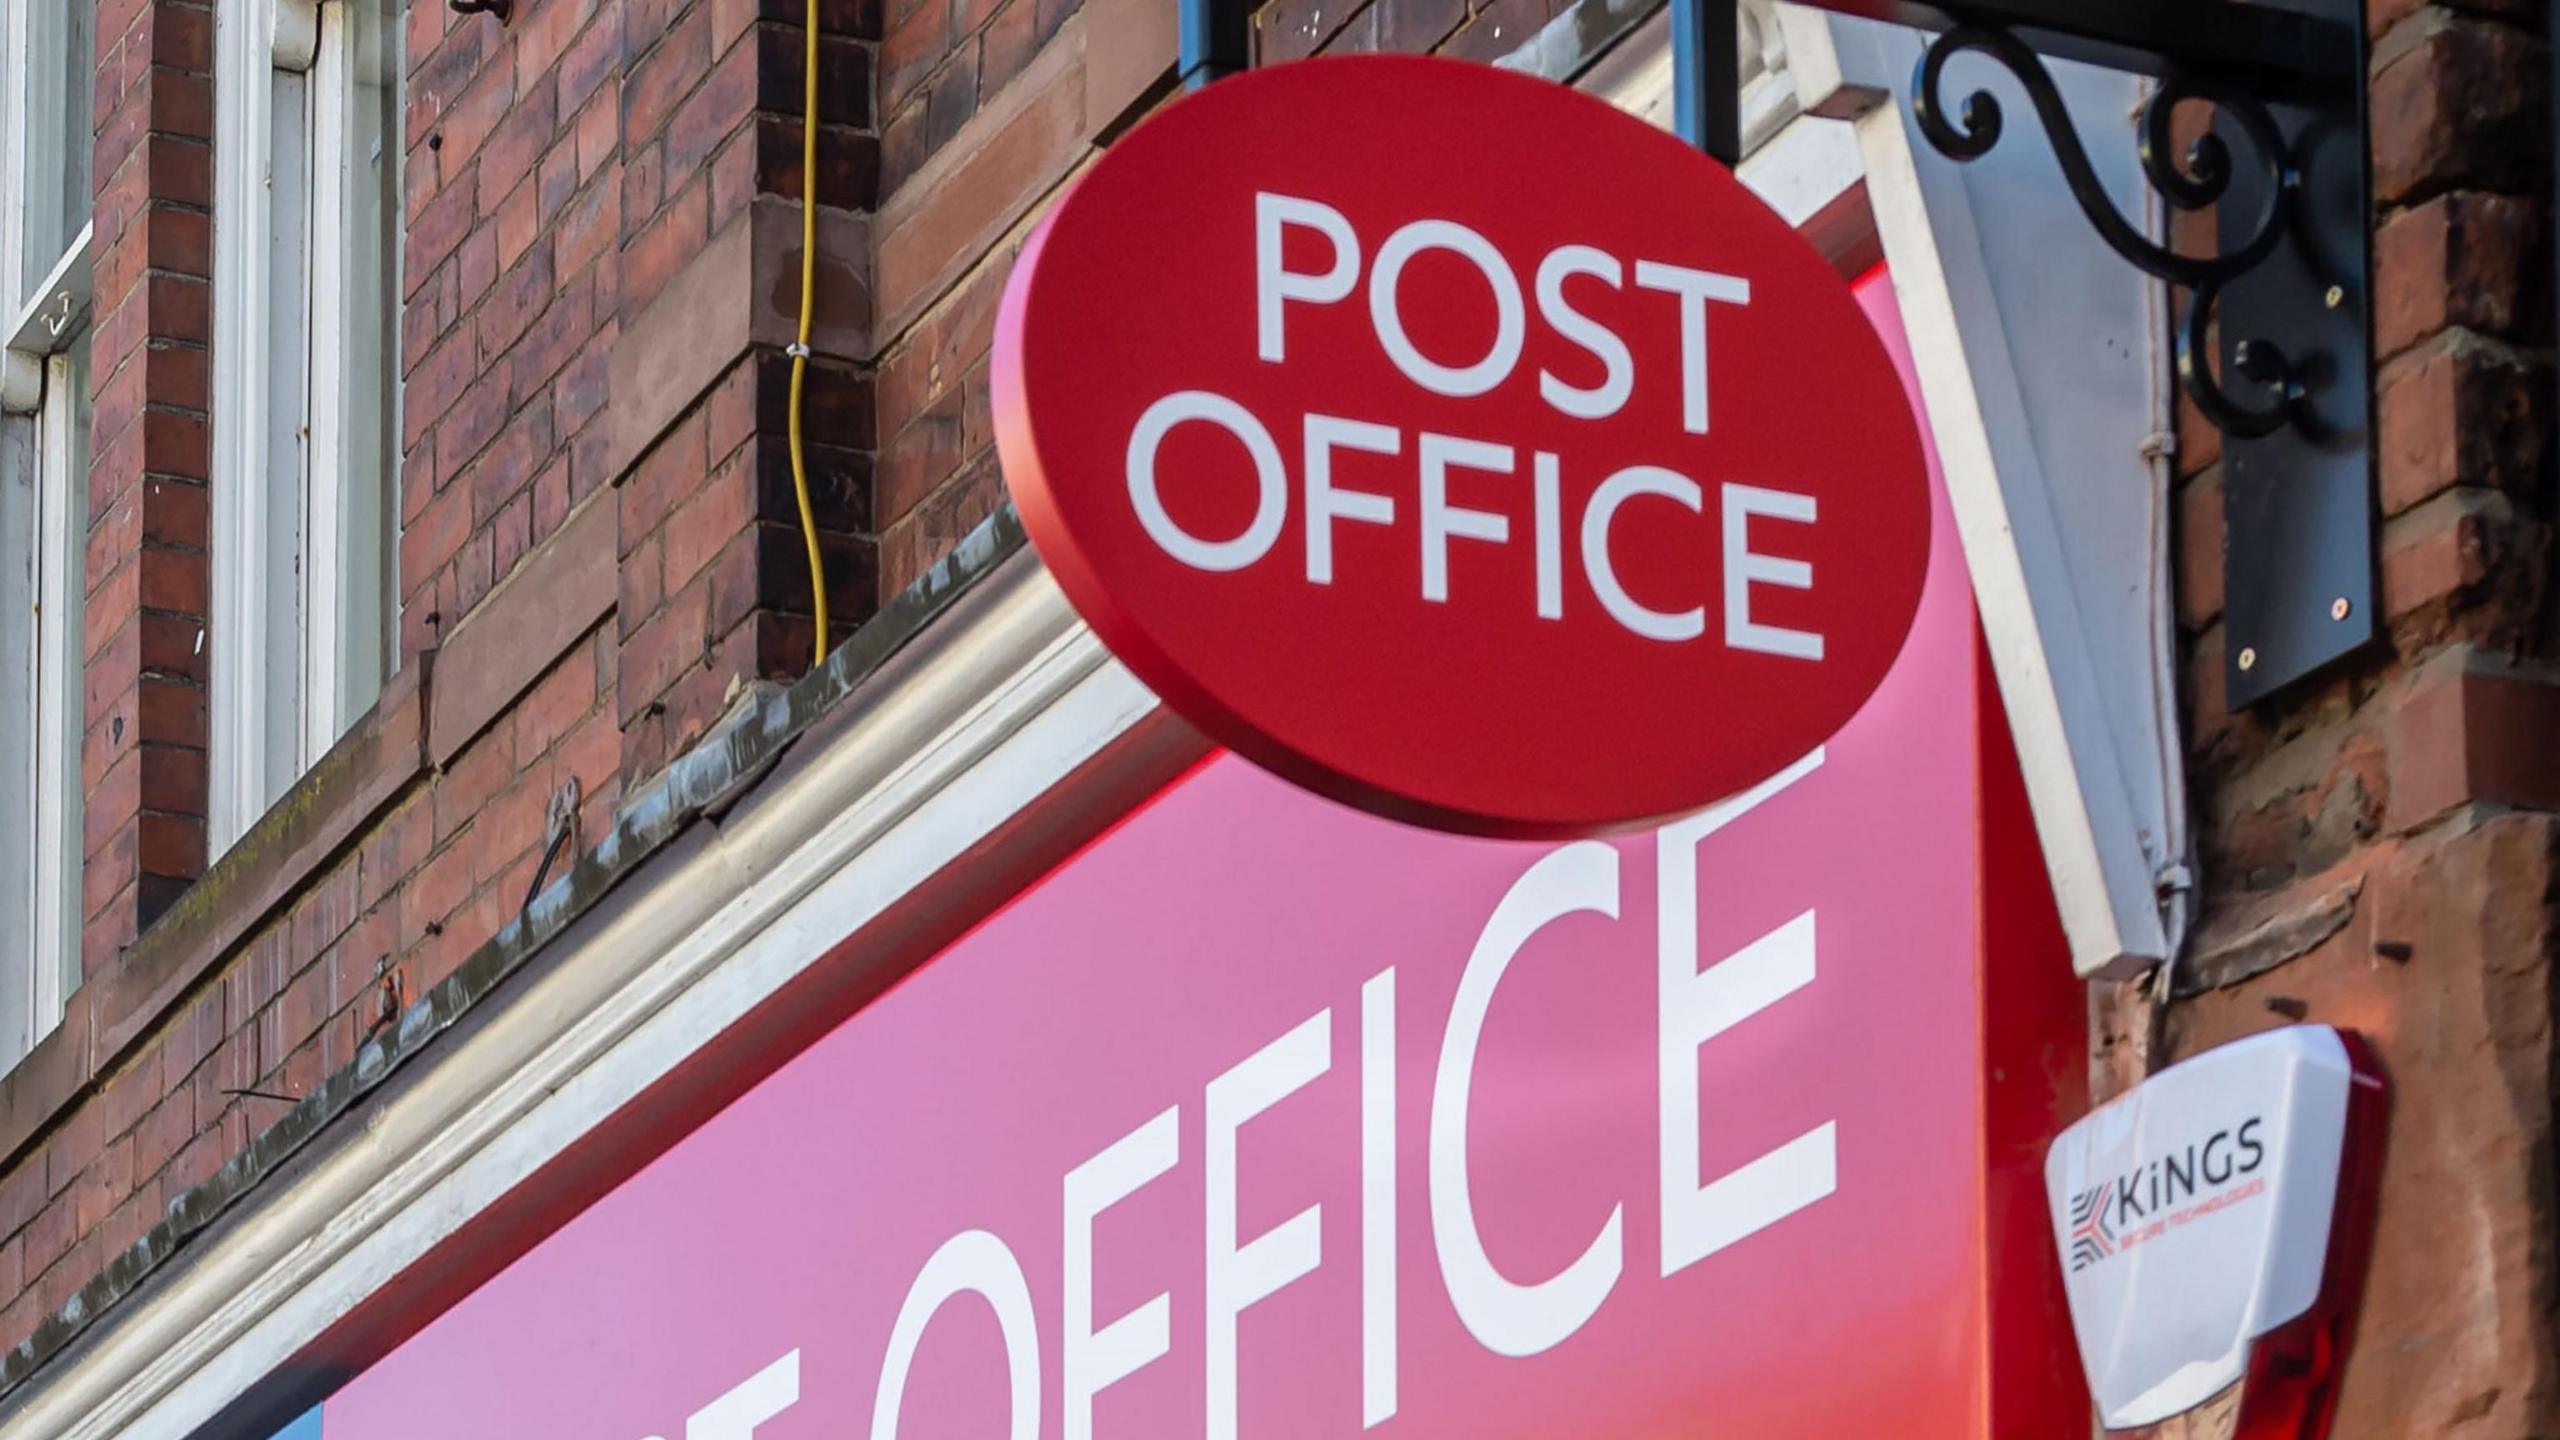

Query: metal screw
[[2323, 285, 2344, 309], [2237, 646, 2258, 671], [2330, 596, 2351, 621]]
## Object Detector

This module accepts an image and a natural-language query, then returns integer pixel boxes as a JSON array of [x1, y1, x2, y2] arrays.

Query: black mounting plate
[[2217, 0, 2373, 708]]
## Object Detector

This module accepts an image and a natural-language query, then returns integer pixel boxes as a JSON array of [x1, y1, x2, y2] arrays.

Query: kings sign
[[993, 55, 1931, 836]]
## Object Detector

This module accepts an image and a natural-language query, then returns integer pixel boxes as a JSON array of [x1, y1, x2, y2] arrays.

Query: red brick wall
[[609, 0, 879, 781], [0, 0, 878, 1359], [82, 0, 217, 972], [399, 0, 626, 662], [2138, 1, 2558, 1434]]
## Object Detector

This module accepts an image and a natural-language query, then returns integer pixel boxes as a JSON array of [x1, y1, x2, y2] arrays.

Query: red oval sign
[[995, 55, 1930, 837]]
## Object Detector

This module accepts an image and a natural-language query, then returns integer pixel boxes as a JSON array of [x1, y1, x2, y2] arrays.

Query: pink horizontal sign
[[307, 274, 2078, 1440]]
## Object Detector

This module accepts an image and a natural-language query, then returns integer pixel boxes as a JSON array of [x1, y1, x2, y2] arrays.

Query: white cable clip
[[784, 341, 813, 360]]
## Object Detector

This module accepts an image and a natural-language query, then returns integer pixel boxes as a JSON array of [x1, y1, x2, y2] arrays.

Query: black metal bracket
[[2207, 9, 2373, 707], [1910, 25, 2312, 440], [1670, 0, 2372, 705]]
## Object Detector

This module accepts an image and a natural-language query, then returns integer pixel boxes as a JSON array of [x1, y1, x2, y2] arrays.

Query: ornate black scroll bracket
[[1903, 8, 2374, 707], [1913, 25, 2307, 438]]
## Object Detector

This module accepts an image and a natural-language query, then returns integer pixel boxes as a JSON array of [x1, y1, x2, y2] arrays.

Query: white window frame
[[0, 0, 95, 1067], [212, 0, 400, 849], [0, 267, 93, 1067]]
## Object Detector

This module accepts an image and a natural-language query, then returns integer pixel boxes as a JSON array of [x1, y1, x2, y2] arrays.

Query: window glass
[[210, 0, 404, 850], [52, 0, 93, 272]]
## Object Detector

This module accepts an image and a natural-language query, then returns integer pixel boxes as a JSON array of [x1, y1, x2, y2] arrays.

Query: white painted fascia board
[[1782, 10, 2184, 979], [3, 559, 1162, 1440]]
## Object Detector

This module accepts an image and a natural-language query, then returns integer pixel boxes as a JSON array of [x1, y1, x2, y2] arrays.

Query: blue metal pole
[[1181, 0, 1250, 90], [1672, 0, 1744, 164]]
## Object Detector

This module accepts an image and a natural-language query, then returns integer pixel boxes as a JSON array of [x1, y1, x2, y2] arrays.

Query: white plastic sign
[[2047, 1025, 2381, 1429]]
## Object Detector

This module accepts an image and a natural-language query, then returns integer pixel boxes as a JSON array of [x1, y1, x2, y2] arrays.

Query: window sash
[[212, 0, 399, 851], [0, 309, 89, 1065], [30, 340, 88, 1032], [0, 0, 92, 1066], [305, 0, 396, 760]]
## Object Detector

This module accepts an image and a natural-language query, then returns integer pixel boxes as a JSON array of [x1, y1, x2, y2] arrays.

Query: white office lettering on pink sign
[[648, 755, 1837, 1440]]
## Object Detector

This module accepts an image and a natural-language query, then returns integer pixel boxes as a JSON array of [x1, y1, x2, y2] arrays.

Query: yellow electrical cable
[[788, 0, 829, 669]]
